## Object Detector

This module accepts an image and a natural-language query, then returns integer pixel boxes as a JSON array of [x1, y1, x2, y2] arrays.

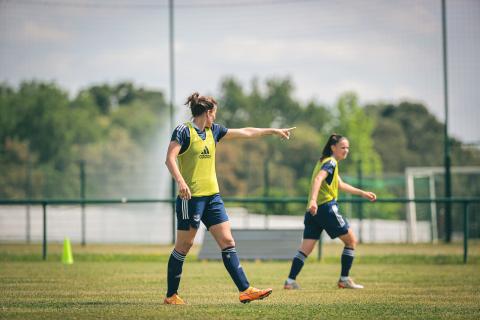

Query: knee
[[221, 238, 236, 250], [345, 238, 357, 249], [299, 247, 312, 257], [175, 240, 194, 255]]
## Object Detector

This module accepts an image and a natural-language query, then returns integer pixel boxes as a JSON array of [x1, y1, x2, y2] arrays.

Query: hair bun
[[185, 92, 200, 107], [184, 92, 217, 117]]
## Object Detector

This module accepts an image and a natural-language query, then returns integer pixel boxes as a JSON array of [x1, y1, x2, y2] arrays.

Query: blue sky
[[0, 0, 479, 143]]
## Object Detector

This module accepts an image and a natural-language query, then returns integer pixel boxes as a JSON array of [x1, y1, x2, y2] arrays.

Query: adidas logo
[[199, 146, 211, 159]]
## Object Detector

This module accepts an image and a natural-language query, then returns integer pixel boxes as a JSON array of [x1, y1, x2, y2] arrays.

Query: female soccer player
[[164, 92, 295, 304], [284, 134, 376, 290]]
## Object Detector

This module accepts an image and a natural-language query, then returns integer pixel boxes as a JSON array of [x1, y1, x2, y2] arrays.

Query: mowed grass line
[[1, 242, 479, 264], [1, 260, 479, 319]]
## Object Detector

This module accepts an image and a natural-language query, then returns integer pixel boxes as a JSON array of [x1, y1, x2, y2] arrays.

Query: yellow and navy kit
[[308, 156, 339, 206], [170, 122, 230, 231], [172, 122, 227, 197], [304, 156, 349, 240]]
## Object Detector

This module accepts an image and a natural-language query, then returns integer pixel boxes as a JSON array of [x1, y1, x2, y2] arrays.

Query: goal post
[[405, 166, 480, 243]]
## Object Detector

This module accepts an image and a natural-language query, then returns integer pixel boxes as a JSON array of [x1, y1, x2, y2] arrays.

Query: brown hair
[[320, 134, 347, 161], [184, 92, 217, 117]]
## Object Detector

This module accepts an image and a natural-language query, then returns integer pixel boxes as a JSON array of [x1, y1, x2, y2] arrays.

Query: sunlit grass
[[1, 243, 479, 319]]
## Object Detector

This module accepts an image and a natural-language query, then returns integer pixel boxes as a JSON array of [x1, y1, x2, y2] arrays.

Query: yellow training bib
[[307, 156, 338, 207], [177, 123, 219, 197]]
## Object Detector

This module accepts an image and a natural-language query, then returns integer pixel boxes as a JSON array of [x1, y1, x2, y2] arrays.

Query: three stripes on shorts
[[181, 199, 189, 219]]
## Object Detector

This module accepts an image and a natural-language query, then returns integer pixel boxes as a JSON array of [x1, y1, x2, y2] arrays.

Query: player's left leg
[[338, 228, 363, 289], [209, 220, 272, 303], [284, 239, 317, 289]]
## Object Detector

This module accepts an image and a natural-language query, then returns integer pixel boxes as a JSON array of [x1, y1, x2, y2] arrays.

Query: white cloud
[[88, 46, 167, 69], [22, 22, 70, 42], [211, 36, 406, 65]]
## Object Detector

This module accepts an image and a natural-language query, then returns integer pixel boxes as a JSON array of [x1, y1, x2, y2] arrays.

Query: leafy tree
[[333, 92, 382, 175], [0, 81, 168, 199], [366, 101, 480, 171]]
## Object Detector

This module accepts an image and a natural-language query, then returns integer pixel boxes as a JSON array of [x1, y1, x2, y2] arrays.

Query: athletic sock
[[166, 249, 186, 297], [221, 246, 250, 292], [288, 251, 308, 280], [340, 247, 355, 278]]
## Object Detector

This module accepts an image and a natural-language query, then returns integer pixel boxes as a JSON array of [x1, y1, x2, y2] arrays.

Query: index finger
[[286, 127, 296, 131]]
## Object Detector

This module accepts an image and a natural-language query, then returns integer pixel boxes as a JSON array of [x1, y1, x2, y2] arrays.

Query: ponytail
[[320, 134, 346, 161], [184, 92, 217, 117]]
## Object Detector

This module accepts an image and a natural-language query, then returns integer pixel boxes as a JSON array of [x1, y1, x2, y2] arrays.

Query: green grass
[[1, 243, 480, 319]]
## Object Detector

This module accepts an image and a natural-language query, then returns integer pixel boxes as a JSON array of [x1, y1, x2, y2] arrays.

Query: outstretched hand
[[276, 127, 296, 140], [362, 191, 377, 202]]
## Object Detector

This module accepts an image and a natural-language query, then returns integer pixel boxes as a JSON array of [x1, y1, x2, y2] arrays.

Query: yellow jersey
[[307, 156, 338, 206], [177, 122, 219, 197]]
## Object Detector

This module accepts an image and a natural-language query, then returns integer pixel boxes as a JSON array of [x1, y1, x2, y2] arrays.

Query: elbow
[[243, 128, 256, 138], [314, 176, 323, 184]]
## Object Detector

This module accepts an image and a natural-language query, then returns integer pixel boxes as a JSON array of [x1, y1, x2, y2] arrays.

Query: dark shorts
[[303, 200, 350, 240], [175, 193, 229, 231]]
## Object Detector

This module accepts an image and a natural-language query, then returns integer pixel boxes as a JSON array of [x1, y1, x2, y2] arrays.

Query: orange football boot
[[239, 286, 273, 304], [164, 294, 186, 305]]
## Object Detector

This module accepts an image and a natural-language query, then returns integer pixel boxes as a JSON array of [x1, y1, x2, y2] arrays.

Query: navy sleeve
[[211, 123, 229, 143], [170, 124, 190, 154], [321, 159, 336, 175]]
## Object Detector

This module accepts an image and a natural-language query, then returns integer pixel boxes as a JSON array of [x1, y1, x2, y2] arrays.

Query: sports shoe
[[239, 286, 273, 304], [338, 278, 364, 289], [164, 294, 186, 305], [283, 280, 300, 290]]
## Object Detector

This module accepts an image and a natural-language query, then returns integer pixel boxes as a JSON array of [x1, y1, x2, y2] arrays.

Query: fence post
[[357, 160, 363, 243], [429, 175, 438, 243], [171, 198, 176, 245], [317, 232, 323, 261], [79, 160, 86, 246], [42, 202, 47, 261], [463, 201, 469, 264], [26, 150, 32, 244]]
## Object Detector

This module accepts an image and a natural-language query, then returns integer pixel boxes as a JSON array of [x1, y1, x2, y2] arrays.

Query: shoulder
[[211, 123, 228, 132], [320, 157, 337, 172], [171, 123, 190, 144], [173, 123, 191, 137], [174, 123, 189, 133], [328, 158, 337, 168], [321, 157, 337, 166], [210, 123, 228, 141]]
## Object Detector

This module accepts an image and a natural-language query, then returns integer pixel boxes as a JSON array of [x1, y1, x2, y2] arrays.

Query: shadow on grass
[[0, 252, 478, 264], [5, 300, 159, 308]]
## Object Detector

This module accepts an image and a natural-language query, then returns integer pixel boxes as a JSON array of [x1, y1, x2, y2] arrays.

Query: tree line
[[1, 78, 478, 218], [0, 81, 167, 199]]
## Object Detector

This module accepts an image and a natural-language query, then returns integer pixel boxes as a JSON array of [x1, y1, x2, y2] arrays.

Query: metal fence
[[0, 197, 479, 263]]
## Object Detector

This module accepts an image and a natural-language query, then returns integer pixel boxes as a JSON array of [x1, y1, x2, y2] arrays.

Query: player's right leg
[[284, 239, 317, 289], [164, 197, 202, 305], [164, 227, 197, 304], [284, 211, 321, 290]]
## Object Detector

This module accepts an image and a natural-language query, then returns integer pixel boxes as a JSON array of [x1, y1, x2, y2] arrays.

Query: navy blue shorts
[[175, 193, 229, 231], [303, 200, 350, 240]]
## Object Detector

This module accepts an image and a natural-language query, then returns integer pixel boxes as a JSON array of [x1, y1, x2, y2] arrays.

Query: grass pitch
[[1, 243, 479, 319]]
